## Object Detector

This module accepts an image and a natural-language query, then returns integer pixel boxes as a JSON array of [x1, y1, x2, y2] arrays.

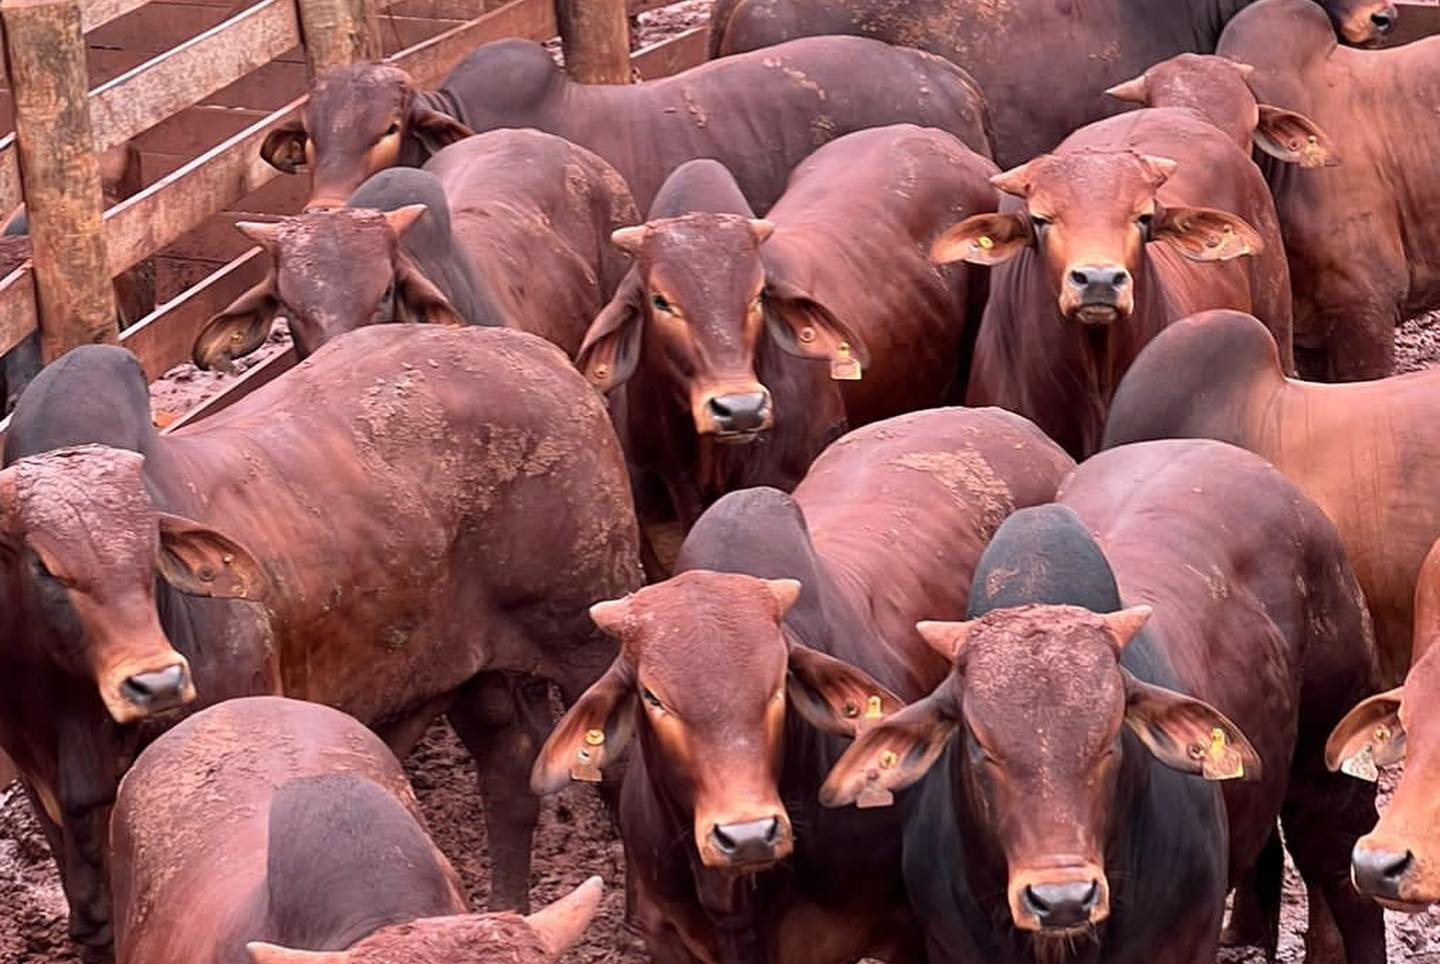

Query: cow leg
[[1220, 827, 1282, 962], [448, 670, 551, 913], [1280, 773, 1385, 964]]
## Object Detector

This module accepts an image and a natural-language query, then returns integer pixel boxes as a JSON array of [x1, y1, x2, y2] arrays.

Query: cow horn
[[764, 577, 802, 615], [524, 876, 604, 961], [235, 220, 282, 250], [610, 225, 648, 255], [750, 219, 776, 243], [1104, 74, 1149, 104], [588, 596, 633, 636], [1137, 155, 1179, 187], [1103, 605, 1153, 650], [1228, 60, 1257, 79], [916, 619, 973, 663], [382, 204, 428, 237]]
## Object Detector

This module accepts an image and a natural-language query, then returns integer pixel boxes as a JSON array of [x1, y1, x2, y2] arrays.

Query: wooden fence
[[0, 0, 709, 434]]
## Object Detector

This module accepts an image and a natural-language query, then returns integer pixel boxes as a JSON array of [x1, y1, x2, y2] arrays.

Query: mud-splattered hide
[[823, 603, 1259, 934], [1104, 55, 1335, 167], [579, 212, 864, 441], [534, 572, 900, 871], [261, 63, 472, 209], [934, 150, 1262, 328], [0, 445, 264, 724], [193, 206, 463, 369]]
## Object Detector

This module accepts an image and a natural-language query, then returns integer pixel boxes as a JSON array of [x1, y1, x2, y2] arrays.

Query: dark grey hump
[[444, 39, 565, 132], [262, 773, 458, 951], [967, 504, 1122, 617], [5, 344, 156, 464], [648, 158, 755, 219]]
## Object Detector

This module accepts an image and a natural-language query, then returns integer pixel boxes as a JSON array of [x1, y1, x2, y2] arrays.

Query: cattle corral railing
[[0, 0, 709, 438]]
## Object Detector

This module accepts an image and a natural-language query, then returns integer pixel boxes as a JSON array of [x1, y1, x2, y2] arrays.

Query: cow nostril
[[1110, 272, 1129, 287], [764, 816, 780, 844], [1023, 885, 1051, 916], [1372, 9, 1395, 32], [1023, 880, 1102, 926], [1069, 269, 1090, 287], [710, 824, 738, 855], [121, 665, 186, 706], [1352, 844, 1413, 895], [1080, 880, 1100, 909]]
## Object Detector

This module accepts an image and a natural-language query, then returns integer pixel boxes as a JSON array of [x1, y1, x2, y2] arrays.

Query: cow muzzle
[[1009, 865, 1110, 933], [698, 812, 793, 870], [1062, 264, 1132, 326], [1340, 3, 1397, 43], [100, 652, 196, 724], [1352, 837, 1428, 910], [693, 384, 774, 441]]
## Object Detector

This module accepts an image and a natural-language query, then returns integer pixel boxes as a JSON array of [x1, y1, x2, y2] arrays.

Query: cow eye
[[1136, 212, 1154, 237], [383, 122, 400, 138], [641, 687, 664, 710], [1029, 214, 1051, 238], [650, 293, 672, 314]]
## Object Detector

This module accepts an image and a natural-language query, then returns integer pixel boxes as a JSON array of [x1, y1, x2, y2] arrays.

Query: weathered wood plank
[[558, 0, 629, 83], [3, 0, 118, 360], [631, 23, 707, 79], [81, 0, 151, 32], [88, 0, 302, 153], [0, 263, 36, 356], [387, 0, 554, 85]]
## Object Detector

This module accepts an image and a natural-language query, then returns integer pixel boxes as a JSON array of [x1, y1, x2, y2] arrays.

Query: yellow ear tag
[[1200, 727, 1244, 781], [864, 695, 884, 720], [830, 341, 862, 382], [977, 235, 995, 250], [570, 729, 606, 783]]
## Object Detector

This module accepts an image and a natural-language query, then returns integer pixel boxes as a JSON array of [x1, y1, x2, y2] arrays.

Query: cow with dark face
[[936, 104, 1293, 458], [824, 441, 1385, 964], [709, 0, 1397, 168], [533, 407, 1074, 964], [261, 36, 993, 213]]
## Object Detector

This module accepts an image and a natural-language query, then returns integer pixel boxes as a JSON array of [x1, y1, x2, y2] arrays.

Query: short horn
[[525, 876, 605, 960]]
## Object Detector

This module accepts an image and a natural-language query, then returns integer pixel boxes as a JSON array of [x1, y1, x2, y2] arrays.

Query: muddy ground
[[6, 0, 1440, 958]]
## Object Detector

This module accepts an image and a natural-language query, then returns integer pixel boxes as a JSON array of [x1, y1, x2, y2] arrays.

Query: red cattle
[[934, 107, 1293, 458], [581, 126, 998, 570], [112, 697, 603, 964], [824, 441, 1384, 964], [1219, 0, 1440, 378], [260, 36, 993, 212], [533, 407, 1074, 964], [195, 130, 637, 368], [0, 328, 641, 954]]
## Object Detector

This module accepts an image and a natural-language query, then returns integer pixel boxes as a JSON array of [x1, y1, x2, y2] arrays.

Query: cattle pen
[[0, 0, 710, 443]]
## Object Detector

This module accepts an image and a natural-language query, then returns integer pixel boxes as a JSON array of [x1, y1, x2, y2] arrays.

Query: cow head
[[245, 875, 603, 963], [1318, 0, 1398, 45], [194, 206, 463, 370], [533, 572, 903, 871], [1105, 55, 1337, 168], [260, 64, 473, 210], [1327, 648, 1439, 910], [0, 446, 267, 724], [822, 604, 1260, 937], [577, 216, 867, 441], [932, 151, 1263, 327]]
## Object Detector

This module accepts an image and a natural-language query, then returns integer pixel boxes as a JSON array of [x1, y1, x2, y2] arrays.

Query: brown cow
[[581, 127, 998, 567], [1327, 539, 1440, 911], [112, 697, 603, 964], [259, 36, 993, 212], [0, 328, 641, 954], [823, 440, 1384, 964], [533, 407, 1074, 964], [195, 131, 637, 368], [934, 107, 1293, 458], [1219, 0, 1440, 379], [1104, 308, 1440, 685], [709, 0, 1398, 168]]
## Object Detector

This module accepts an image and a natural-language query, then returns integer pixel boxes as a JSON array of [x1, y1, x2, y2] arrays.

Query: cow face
[[1104, 55, 1336, 169], [1327, 650, 1439, 910], [193, 207, 463, 370], [932, 151, 1263, 327], [533, 572, 903, 871], [245, 875, 603, 964], [260, 64, 472, 210], [1319, 0, 1398, 45], [0, 446, 267, 724], [821, 604, 1260, 936], [577, 217, 868, 440]]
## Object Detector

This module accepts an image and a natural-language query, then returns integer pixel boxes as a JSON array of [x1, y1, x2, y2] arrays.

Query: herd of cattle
[[3, 0, 1440, 962]]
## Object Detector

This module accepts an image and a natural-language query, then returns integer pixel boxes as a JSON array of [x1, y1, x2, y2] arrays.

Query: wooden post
[[296, 0, 381, 77], [2, 0, 119, 362], [557, 0, 631, 84]]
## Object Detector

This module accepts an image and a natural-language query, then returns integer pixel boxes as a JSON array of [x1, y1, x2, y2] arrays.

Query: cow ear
[[408, 107, 473, 154], [1151, 206, 1264, 262], [577, 273, 645, 392], [524, 876, 604, 961], [931, 213, 1031, 267], [1122, 669, 1262, 781], [260, 121, 309, 174], [193, 278, 280, 372], [245, 943, 346, 964], [819, 690, 959, 809], [1253, 106, 1338, 168], [156, 513, 270, 601], [531, 655, 637, 793], [787, 640, 907, 737], [1325, 687, 1406, 781], [394, 255, 466, 327], [763, 276, 870, 381]]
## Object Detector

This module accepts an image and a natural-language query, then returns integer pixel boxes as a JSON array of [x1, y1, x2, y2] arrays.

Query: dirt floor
[[6, 0, 1440, 958]]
